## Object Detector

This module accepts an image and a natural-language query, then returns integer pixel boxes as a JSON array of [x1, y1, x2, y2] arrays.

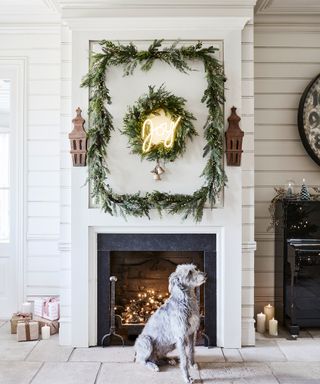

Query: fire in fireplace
[[97, 234, 216, 346]]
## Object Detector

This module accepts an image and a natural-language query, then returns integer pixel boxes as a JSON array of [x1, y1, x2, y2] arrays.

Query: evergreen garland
[[122, 84, 197, 162], [268, 186, 320, 230], [81, 39, 227, 221]]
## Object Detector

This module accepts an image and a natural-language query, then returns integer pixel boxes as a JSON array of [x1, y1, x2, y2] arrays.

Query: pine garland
[[268, 186, 320, 230], [81, 39, 227, 221]]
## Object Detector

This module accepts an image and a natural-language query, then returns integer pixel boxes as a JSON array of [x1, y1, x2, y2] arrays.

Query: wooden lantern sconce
[[69, 107, 87, 166], [225, 107, 244, 166]]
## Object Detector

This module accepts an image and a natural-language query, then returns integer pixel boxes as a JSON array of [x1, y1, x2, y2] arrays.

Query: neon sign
[[142, 110, 181, 153]]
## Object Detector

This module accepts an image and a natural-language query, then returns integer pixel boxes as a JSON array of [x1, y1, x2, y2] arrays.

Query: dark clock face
[[298, 73, 320, 167]]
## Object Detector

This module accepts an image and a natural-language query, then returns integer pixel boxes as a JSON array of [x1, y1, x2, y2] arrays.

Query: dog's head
[[168, 263, 206, 293]]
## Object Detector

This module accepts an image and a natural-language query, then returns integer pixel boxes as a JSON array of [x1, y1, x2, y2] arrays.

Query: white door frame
[[0, 58, 26, 318]]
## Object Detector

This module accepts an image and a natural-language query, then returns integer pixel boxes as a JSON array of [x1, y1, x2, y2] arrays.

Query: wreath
[[122, 84, 197, 162], [81, 39, 227, 221]]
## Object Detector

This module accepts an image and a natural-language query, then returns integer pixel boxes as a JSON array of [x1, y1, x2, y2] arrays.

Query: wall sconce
[[225, 107, 244, 166], [69, 107, 87, 166]]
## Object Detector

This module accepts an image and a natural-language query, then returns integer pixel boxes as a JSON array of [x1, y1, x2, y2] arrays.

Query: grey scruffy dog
[[134, 264, 206, 383]]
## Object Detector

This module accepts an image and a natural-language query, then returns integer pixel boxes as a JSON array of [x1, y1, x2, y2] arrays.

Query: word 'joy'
[[142, 110, 181, 153]]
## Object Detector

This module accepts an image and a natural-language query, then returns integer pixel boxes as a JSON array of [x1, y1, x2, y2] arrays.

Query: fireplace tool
[[101, 276, 124, 347], [196, 286, 210, 347]]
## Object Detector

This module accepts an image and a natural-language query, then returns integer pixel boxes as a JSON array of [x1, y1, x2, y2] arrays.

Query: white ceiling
[[0, 0, 59, 23], [0, 0, 58, 13], [256, 0, 320, 14], [1, 1, 319, 22]]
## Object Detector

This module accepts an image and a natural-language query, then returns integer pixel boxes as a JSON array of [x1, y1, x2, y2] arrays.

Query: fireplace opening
[[97, 233, 216, 346], [110, 251, 204, 345]]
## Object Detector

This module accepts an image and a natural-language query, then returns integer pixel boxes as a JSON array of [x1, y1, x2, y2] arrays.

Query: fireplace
[[68, 14, 249, 349], [97, 234, 216, 346]]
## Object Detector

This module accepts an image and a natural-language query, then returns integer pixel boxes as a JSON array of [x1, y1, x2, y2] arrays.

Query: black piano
[[275, 200, 320, 336]]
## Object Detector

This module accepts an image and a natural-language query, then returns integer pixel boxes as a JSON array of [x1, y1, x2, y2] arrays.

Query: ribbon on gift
[[15, 312, 31, 318], [51, 321, 59, 333], [43, 297, 58, 317], [24, 321, 31, 341]]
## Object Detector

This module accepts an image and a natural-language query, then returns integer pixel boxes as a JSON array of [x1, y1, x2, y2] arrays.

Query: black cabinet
[[275, 200, 320, 335]]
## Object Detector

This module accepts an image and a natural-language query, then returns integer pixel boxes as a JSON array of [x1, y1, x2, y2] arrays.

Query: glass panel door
[[0, 68, 19, 317]]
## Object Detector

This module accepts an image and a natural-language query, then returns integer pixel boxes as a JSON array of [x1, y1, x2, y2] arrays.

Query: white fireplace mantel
[[67, 13, 253, 349]]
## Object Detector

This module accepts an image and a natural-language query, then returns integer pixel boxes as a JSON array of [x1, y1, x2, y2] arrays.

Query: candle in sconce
[[41, 325, 50, 340], [21, 302, 32, 314], [257, 312, 266, 333], [269, 318, 278, 336], [264, 304, 275, 330]]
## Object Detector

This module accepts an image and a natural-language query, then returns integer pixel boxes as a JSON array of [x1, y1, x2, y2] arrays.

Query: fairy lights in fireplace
[[121, 288, 169, 324]]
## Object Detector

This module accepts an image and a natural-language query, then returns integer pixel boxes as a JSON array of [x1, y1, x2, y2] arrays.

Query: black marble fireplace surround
[[97, 233, 216, 346]]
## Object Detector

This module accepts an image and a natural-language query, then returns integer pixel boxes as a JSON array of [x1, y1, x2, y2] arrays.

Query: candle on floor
[[269, 318, 278, 336], [41, 325, 50, 340], [21, 302, 32, 314], [257, 312, 266, 333], [264, 304, 275, 330]]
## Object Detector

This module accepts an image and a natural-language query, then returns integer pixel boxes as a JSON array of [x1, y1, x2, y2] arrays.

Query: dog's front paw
[[189, 362, 198, 370], [146, 362, 159, 372], [168, 358, 177, 366], [185, 376, 194, 384]]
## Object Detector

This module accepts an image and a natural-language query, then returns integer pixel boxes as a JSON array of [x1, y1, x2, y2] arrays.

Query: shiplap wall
[[0, 28, 61, 300], [254, 28, 320, 314], [241, 19, 255, 345], [59, 24, 72, 344]]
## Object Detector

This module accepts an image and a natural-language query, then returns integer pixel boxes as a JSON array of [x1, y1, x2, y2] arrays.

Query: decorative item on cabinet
[[286, 180, 295, 199], [300, 178, 311, 200], [69, 107, 87, 166], [225, 107, 244, 166]]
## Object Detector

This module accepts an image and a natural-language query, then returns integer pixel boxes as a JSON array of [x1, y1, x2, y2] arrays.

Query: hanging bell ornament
[[153, 172, 161, 181], [155, 162, 165, 175], [155, 161, 165, 175], [151, 165, 161, 180]]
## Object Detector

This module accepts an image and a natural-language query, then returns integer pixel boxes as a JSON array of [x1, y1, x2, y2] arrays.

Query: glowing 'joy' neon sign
[[142, 110, 181, 153]]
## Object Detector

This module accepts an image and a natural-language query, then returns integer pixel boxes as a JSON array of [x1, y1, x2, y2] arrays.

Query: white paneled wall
[[241, 19, 255, 346], [0, 28, 61, 299], [254, 28, 320, 313], [59, 24, 72, 345]]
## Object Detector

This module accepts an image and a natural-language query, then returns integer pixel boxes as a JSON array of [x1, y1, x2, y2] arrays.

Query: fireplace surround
[[67, 12, 255, 349], [97, 233, 216, 346]]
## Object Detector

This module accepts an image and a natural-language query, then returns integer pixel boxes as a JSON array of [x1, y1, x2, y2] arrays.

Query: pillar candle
[[264, 304, 275, 330], [41, 325, 50, 340], [21, 302, 32, 314], [269, 318, 278, 336], [257, 312, 266, 333]]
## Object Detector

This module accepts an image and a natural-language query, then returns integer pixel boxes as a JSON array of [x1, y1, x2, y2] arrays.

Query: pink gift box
[[33, 297, 60, 321]]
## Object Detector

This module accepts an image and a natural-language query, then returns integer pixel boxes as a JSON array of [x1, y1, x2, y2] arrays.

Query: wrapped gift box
[[34, 297, 60, 320], [17, 320, 39, 342], [10, 313, 33, 334], [33, 315, 59, 335]]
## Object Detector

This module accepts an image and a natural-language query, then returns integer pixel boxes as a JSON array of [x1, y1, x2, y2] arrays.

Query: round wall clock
[[298, 73, 320, 167]]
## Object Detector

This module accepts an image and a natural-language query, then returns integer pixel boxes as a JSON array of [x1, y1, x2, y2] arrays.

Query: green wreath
[[81, 39, 227, 221], [122, 84, 197, 162]]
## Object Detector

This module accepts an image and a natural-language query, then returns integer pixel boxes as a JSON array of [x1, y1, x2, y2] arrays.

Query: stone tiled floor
[[2, 320, 320, 383]]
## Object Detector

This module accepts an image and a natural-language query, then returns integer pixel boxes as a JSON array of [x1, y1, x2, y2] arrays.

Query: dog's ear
[[168, 272, 183, 293]]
